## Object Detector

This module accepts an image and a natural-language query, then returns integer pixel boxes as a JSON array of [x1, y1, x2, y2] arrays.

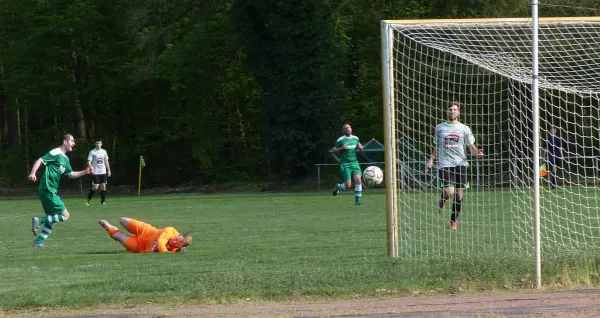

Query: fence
[[316, 155, 600, 190]]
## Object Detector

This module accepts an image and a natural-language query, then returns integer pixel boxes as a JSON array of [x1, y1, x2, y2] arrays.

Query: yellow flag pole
[[138, 155, 143, 195]]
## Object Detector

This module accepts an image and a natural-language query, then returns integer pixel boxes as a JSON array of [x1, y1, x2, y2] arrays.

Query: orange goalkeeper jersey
[[124, 219, 181, 253]]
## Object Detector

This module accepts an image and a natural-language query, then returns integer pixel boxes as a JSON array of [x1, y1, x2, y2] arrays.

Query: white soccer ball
[[362, 166, 383, 187]]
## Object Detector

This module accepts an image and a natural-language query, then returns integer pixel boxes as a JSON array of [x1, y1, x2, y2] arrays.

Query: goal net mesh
[[389, 18, 600, 259]]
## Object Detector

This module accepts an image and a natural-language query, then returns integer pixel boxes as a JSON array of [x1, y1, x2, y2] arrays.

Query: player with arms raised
[[426, 103, 483, 230], [332, 123, 364, 205]]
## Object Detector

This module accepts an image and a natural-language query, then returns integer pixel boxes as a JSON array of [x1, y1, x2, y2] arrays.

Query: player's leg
[[450, 166, 468, 230], [87, 175, 101, 205], [32, 192, 70, 247], [99, 174, 108, 205], [350, 163, 363, 205], [549, 157, 559, 189], [333, 164, 352, 196], [438, 168, 453, 213], [120, 217, 155, 236], [99, 219, 132, 246]]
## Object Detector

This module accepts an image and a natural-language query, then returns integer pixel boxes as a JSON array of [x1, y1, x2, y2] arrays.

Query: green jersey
[[39, 148, 73, 193], [335, 135, 360, 165]]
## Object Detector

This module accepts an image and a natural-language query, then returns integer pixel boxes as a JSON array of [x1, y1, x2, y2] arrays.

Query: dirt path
[[5, 289, 600, 317]]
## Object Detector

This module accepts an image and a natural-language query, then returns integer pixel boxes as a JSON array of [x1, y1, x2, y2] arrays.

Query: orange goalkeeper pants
[[122, 219, 159, 253]]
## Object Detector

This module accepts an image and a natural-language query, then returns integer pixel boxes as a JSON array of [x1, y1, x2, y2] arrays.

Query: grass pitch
[[1, 191, 599, 310]]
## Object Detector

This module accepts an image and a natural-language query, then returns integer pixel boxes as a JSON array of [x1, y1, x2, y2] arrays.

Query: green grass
[[399, 187, 600, 258], [1, 191, 600, 310]]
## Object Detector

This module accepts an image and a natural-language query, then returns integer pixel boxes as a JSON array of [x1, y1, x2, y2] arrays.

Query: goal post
[[382, 16, 600, 279], [381, 21, 399, 259]]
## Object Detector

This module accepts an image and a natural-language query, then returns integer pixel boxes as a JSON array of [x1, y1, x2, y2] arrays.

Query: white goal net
[[382, 17, 600, 260]]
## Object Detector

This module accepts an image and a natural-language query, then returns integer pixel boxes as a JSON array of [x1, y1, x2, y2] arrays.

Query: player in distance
[[426, 102, 483, 230], [332, 123, 364, 205], [99, 217, 191, 253], [543, 126, 564, 189], [86, 139, 112, 205]]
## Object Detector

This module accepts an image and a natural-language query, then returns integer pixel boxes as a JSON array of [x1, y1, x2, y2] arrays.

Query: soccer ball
[[362, 166, 383, 187]]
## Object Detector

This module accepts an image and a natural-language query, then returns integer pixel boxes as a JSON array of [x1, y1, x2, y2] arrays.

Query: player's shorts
[[92, 173, 108, 185], [123, 237, 145, 253], [38, 190, 66, 215], [438, 166, 468, 189], [339, 162, 362, 182], [123, 219, 157, 252]]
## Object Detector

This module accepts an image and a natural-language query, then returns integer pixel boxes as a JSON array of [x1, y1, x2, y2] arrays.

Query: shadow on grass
[[79, 251, 127, 255]]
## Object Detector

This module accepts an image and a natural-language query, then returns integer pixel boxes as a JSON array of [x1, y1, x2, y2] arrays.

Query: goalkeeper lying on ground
[[99, 217, 192, 253]]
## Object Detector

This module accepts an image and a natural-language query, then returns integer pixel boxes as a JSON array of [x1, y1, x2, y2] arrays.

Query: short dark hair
[[448, 102, 460, 110], [59, 133, 73, 144]]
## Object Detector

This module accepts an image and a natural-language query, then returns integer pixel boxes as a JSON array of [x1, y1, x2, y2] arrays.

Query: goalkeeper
[[99, 217, 191, 253], [425, 102, 483, 230]]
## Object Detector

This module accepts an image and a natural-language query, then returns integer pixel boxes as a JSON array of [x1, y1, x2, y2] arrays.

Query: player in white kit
[[86, 140, 112, 205], [426, 102, 483, 230]]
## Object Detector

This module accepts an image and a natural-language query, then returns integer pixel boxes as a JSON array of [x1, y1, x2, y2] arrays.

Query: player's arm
[[332, 141, 347, 153], [469, 144, 483, 157], [87, 151, 93, 168], [466, 128, 483, 158], [68, 167, 93, 179], [426, 128, 438, 172], [28, 158, 44, 182], [105, 158, 111, 177], [155, 237, 172, 253], [426, 148, 438, 172]]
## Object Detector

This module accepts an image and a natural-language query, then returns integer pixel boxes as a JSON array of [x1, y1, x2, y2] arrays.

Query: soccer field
[[1, 191, 599, 310], [399, 187, 600, 259]]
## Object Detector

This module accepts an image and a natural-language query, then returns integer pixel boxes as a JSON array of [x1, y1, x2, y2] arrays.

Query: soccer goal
[[381, 16, 600, 281]]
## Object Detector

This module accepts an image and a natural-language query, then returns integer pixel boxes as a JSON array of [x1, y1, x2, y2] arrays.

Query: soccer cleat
[[332, 187, 339, 196], [31, 217, 40, 236], [32, 241, 45, 248], [85, 200, 90, 206], [355, 202, 361, 205], [101, 202, 106, 205], [450, 221, 457, 230], [99, 219, 114, 231]]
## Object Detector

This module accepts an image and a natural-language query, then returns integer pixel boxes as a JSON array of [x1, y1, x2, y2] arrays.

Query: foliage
[[0, 0, 596, 186]]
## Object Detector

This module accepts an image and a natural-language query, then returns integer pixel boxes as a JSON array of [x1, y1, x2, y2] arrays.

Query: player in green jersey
[[29, 133, 93, 247], [332, 123, 364, 205]]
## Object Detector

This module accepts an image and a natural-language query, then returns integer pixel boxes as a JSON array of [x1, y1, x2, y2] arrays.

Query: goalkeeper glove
[[176, 247, 186, 253]]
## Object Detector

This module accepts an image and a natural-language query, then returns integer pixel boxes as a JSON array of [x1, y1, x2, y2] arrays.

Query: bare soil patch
[[4, 289, 600, 317]]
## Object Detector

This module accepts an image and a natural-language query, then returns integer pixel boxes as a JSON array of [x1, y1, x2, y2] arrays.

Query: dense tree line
[[0, 0, 596, 187]]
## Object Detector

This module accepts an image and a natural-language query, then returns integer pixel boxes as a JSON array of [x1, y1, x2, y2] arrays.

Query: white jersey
[[433, 121, 475, 168], [88, 149, 109, 175]]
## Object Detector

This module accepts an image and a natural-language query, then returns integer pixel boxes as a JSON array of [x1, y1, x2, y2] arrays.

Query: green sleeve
[[64, 161, 73, 175], [40, 152, 54, 165]]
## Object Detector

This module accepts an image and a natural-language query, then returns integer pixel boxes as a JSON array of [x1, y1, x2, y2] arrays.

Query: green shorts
[[339, 162, 362, 182], [38, 190, 66, 215]]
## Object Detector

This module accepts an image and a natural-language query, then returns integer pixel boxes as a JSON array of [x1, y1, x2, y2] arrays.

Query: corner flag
[[138, 155, 146, 195]]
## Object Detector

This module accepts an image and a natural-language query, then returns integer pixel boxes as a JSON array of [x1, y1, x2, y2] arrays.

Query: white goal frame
[[382, 12, 600, 288]]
